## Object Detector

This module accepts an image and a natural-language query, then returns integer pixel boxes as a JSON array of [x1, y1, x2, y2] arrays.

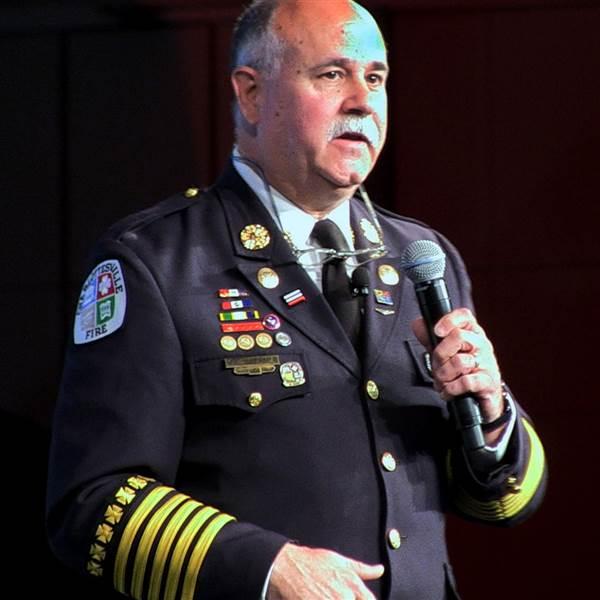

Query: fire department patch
[[74, 259, 127, 345]]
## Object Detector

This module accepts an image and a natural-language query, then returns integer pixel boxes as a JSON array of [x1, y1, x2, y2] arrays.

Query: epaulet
[[101, 186, 212, 243]]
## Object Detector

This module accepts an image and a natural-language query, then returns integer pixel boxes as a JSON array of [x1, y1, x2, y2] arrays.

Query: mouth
[[335, 132, 371, 145]]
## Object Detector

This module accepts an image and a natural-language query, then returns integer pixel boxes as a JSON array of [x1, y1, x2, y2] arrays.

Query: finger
[[432, 329, 483, 367], [438, 371, 497, 401], [347, 558, 385, 581], [435, 352, 479, 383], [411, 317, 431, 350], [434, 307, 481, 337]]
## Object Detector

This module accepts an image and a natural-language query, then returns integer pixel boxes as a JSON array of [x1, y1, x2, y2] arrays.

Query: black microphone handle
[[415, 279, 486, 451]]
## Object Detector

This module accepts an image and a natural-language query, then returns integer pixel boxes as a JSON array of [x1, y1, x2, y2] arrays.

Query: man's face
[[255, 1, 388, 198]]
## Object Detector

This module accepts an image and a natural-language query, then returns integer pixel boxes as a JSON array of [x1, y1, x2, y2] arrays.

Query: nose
[[341, 76, 377, 116]]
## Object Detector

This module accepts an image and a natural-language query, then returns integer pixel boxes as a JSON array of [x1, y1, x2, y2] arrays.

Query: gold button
[[184, 187, 199, 198], [366, 380, 379, 400], [248, 392, 263, 408], [381, 452, 397, 472], [387, 528, 402, 550]]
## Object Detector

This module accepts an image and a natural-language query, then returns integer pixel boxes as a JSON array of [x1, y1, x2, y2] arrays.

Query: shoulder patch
[[74, 259, 127, 345]]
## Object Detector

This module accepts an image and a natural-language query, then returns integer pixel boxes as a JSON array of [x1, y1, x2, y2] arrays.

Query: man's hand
[[412, 308, 506, 443], [267, 543, 384, 600]]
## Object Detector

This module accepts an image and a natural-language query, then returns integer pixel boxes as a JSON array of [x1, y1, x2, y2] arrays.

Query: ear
[[231, 66, 262, 125]]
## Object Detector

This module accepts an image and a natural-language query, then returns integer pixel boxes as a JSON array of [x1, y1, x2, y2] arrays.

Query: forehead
[[274, 2, 387, 67]]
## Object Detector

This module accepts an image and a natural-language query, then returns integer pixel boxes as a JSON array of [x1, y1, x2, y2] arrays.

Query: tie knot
[[311, 219, 349, 253]]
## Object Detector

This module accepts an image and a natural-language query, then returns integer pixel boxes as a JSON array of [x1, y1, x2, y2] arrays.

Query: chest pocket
[[190, 351, 311, 413], [405, 339, 434, 386]]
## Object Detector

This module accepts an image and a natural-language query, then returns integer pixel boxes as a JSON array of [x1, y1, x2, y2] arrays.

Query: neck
[[235, 143, 356, 219]]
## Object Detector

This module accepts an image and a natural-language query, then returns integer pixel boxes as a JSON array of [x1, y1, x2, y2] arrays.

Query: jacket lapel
[[212, 163, 361, 377]]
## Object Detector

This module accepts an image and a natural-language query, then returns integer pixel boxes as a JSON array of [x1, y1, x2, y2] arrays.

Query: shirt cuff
[[260, 561, 276, 600]]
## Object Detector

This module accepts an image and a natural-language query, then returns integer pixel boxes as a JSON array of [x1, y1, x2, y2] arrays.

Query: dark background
[[2, 0, 598, 597]]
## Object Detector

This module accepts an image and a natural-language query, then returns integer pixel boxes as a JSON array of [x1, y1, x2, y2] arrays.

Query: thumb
[[347, 558, 385, 581]]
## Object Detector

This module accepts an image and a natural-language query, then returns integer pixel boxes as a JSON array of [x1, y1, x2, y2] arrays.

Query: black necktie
[[311, 219, 361, 347]]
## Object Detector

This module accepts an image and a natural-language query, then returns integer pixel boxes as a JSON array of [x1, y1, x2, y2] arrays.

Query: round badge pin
[[378, 264, 400, 286], [237, 334, 255, 351], [262, 313, 281, 331], [257, 267, 280, 289], [255, 332, 273, 349], [240, 224, 270, 251], [275, 331, 292, 347], [220, 335, 238, 352]]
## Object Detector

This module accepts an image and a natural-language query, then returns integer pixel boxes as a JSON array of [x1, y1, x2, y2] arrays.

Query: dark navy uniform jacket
[[47, 163, 547, 600]]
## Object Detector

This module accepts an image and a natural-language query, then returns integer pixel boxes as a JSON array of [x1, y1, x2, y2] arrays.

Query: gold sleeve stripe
[[449, 419, 545, 521], [164, 506, 220, 600], [181, 513, 236, 600], [130, 493, 189, 600], [114, 486, 173, 593], [147, 499, 202, 600]]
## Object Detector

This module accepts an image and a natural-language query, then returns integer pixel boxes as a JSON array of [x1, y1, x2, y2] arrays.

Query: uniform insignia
[[360, 218, 381, 244], [262, 313, 281, 331], [280, 361, 306, 387], [257, 267, 280, 289], [283, 289, 306, 307], [237, 334, 255, 351], [256, 332, 274, 349], [221, 299, 253, 310], [224, 355, 280, 375], [377, 264, 400, 286], [275, 331, 292, 347], [240, 224, 271, 251], [184, 187, 199, 198], [219, 310, 260, 322], [374, 288, 394, 306], [221, 321, 264, 333], [74, 259, 126, 345], [218, 289, 249, 298], [220, 335, 238, 352], [375, 307, 395, 316]]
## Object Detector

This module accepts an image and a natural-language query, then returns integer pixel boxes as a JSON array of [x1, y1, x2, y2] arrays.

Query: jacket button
[[247, 392, 263, 408], [387, 528, 402, 550], [366, 380, 379, 400], [381, 452, 397, 472], [184, 187, 199, 198]]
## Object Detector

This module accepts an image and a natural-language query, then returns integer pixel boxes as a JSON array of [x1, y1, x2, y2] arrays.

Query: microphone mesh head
[[399, 240, 446, 283]]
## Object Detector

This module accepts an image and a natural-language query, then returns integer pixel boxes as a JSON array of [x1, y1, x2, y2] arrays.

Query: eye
[[320, 70, 344, 81], [366, 73, 385, 86]]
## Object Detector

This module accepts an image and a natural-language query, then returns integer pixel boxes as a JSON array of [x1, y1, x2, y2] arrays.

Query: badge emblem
[[74, 260, 126, 344], [221, 299, 253, 310], [220, 335, 238, 352], [240, 224, 271, 251], [283, 289, 306, 307], [256, 332, 274, 349], [237, 334, 255, 351], [375, 307, 395, 316], [377, 264, 400, 286], [218, 289, 249, 299], [374, 289, 394, 306], [360, 218, 382, 244], [257, 267, 280, 289], [262, 313, 281, 331], [279, 361, 306, 387], [275, 332, 292, 347], [219, 310, 260, 322]]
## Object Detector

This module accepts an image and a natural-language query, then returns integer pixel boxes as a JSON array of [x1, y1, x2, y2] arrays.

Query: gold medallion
[[378, 264, 400, 286], [237, 334, 255, 351], [257, 267, 280, 289], [255, 332, 273, 349], [360, 218, 381, 244], [240, 224, 271, 251], [220, 335, 237, 352]]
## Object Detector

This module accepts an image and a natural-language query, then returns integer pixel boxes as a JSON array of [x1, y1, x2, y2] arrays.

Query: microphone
[[400, 240, 485, 451], [351, 266, 370, 297]]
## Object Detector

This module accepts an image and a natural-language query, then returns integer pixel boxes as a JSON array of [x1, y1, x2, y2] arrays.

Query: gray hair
[[231, 0, 285, 75]]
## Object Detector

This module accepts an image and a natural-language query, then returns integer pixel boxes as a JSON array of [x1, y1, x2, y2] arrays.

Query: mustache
[[327, 117, 382, 148]]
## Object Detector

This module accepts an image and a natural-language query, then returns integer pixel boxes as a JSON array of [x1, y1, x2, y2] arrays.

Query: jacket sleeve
[[434, 232, 548, 526], [46, 238, 288, 600]]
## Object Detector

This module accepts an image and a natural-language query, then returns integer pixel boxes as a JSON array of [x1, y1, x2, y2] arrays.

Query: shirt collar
[[232, 147, 355, 253]]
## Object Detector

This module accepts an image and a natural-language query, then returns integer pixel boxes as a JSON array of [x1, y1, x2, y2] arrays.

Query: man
[[47, 1, 547, 599]]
